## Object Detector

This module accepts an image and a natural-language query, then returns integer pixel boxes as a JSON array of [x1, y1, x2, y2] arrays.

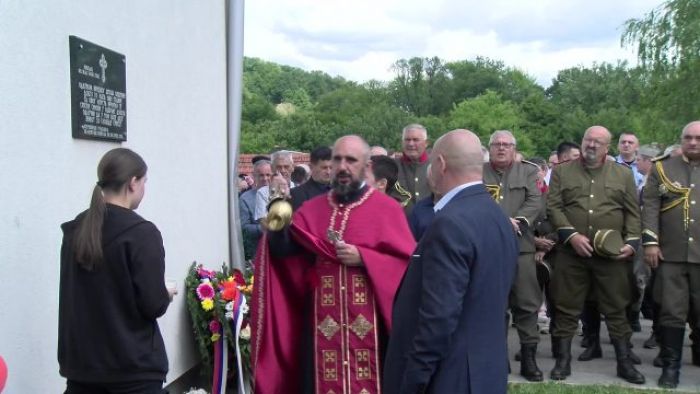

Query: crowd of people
[[243, 121, 700, 393], [51, 120, 698, 394]]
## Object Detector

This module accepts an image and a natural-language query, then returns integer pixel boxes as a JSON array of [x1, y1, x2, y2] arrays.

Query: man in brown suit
[[483, 130, 544, 381], [643, 120, 700, 388], [391, 124, 431, 215], [547, 126, 644, 384]]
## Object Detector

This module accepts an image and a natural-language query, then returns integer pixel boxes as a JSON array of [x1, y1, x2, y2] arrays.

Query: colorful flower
[[220, 279, 239, 302], [197, 267, 215, 279], [196, 283, 215, 300], [240, 325, 251, 340], [211, 333, 221, 342], [225, 301, 234, 312], [225, 311, 234, 320], [209, 319, 221, 333], [201, 298, 214, 311]]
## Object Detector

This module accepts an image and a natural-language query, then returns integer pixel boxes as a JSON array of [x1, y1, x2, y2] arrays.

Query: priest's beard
[[332, 178, 364, 203]]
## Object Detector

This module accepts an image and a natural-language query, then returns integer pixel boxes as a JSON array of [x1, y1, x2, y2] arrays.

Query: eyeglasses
[[490, 142, 515, 149]]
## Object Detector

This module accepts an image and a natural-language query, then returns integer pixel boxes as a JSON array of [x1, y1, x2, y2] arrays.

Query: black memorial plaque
[[70, 36, 127, 142]]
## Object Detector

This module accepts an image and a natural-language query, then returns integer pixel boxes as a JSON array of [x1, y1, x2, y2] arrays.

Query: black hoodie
[[58, 204, 170, 383]]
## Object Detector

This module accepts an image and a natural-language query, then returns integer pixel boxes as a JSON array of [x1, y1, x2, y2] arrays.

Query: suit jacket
[[383, 184, 518, 394], [290, 178, 330, 211]]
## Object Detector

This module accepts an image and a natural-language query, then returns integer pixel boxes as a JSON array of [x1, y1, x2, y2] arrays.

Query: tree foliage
[[241, 0, 699, 157], [622, 0, 700, 132]]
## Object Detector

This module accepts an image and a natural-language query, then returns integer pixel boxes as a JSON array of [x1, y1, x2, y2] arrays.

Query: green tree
[[446, 57, 542, 105], [389, 57, 453, 116], [622, 0, 700, 135], [447, 90, 532, 154]]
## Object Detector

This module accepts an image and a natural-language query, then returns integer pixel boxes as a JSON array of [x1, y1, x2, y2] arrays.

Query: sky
[[243, 0, 663, 87]]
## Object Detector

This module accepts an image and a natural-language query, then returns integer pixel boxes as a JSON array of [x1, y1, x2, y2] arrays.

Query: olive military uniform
[[642, 154, 700, 328], [484, 161, 543, 344], [391, 157, 430, 215], [642, 153, 700, 387], [547, 159, 641, 340]]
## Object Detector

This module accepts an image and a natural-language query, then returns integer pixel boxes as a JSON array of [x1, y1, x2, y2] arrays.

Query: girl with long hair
[[58, 148, 175, 394]]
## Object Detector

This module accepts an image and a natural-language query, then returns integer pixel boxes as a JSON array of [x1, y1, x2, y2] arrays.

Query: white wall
[[0, 1, 233, 392]]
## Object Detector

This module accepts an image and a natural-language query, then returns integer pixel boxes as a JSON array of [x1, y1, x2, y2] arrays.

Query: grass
[[509, 382, 671, 393]]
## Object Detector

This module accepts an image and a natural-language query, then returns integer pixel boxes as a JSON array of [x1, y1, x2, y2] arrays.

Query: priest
[[251, 135, 415, 394]]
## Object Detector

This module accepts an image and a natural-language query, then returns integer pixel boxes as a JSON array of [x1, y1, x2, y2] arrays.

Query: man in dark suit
[[383, 129, 519, 394], [290, 146, 332, 210]]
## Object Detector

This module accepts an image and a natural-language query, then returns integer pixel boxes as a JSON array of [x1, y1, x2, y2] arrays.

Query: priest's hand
[[334, 241, 363, 266]]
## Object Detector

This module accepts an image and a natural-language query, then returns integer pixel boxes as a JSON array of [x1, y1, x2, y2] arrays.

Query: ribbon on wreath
[[211, 329, 228, 394], [231, 293, 248, 394], [210, 292, 248, 394]]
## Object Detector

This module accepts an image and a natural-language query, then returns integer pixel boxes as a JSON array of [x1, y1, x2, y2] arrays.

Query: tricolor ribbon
[[211, 293, 248, 394], [231, 293, 248, 394], [211, 333, 228, 394]]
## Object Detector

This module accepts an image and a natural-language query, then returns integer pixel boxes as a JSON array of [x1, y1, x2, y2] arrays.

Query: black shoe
[[692, 347, 700, 367], [628, 346, 642, 365], [578, 335, 602, 361], [551, 336, 559, 358], [580, 335, 592, 348], [520, 344, 543, 382], [550, 337, 572, 381], [612, 338, 646, 384], [658, 326, 685, 389], [644, 333, 657, 349]]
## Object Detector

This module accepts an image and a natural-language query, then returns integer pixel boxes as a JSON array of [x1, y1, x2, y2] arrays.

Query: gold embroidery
[[324, 369, 337, 381], [359, 389, 370, 394], [318, 315, 340, 340], [356, 349, 369, 361], [350, 314, 373, 339], [355, 349, 372, 380], [353, 275, 368, 305], [322, 293, 335, 305], [323, 350, 338, 381], [485, 184, 501, 201], [321, 276, 335, 306], [322, 276, 334, 288]]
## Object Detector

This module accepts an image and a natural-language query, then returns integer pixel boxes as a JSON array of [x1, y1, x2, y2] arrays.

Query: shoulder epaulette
[[521, 159, 539, 168], [651, 152, 670, 162]]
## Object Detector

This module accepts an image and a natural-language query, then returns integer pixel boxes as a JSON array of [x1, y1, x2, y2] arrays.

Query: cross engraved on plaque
[[99, 54, 108, 83]]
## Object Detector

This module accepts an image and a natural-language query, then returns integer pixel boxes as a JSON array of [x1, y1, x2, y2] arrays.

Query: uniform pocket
[[604, 182, 626, 204]]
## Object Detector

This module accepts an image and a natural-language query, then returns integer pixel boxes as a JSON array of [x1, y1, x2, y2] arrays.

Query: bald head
[[430, 129, 483, 194], [681, 120, 700, 161], [333, 135, 371, 161], [581, 125, 612, 167], [331, 135, 372, 200]]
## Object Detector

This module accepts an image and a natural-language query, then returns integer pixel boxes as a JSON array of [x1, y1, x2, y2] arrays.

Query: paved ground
[[507, 318, 700, 392]]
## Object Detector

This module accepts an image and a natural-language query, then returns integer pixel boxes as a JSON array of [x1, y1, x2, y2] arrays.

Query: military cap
[[593, 229, 625, 258]]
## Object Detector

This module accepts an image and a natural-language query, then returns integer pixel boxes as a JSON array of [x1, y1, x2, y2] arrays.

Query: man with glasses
[[483, 130, 544, 381], [548, 126, 644, 384]]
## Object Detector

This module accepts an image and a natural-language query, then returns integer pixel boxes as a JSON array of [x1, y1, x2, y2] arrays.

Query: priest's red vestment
[[251, 187, 415, 394]]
